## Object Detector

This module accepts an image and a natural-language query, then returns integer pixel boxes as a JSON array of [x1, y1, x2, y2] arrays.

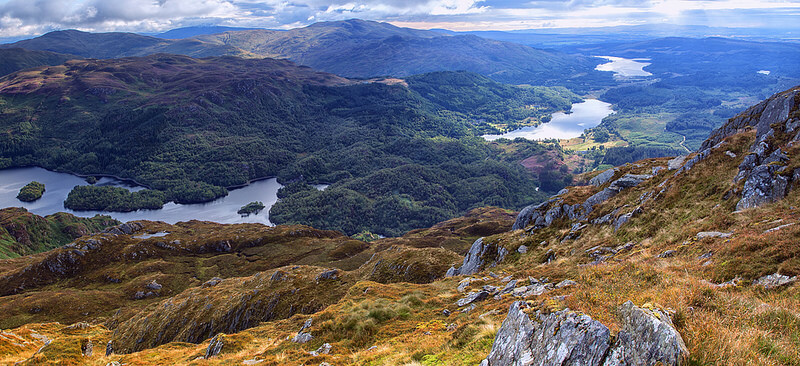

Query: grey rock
[[81, 338, 93, 357], [556, 279, 577, 289], [764, 223, 795, 233], [590, 168, 618, 187], [517, 245, 528, 254], [457, 290, 490, 307], [725, 151, 737, 158], [696, 231, 732, 239], [447, 238, 508, 277], [457, 278, 472, 292], [753, 272, 798, 289], [310, 343, 332, 356], [737, 164, 790, 210], [202, 277, 223, 288], [205, 333, 224, 359], [668, 155, 687, 170], [484, 302, 611, 366], [105, 341, 113, 356], [602, 301, 688, 366], [615, 242, 636, 253], [315, 269, 338, 281], [292, 332, 313, 344], [502, 280, 518, 294], [146, 280, 162, 291], [557, 188, 570, 196], [300, 318, 313, 332], [657, 250, 677, 259], [698, 252, 714, 260], [675, 149, 710, 175], [652, 166, 666, 175], [443, 309, 451, 316], [611, 174, 652, 189]]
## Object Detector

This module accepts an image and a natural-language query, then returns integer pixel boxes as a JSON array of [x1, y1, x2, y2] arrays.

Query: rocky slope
[[0, 207, 117, 259], [1, 86, 800, 365]]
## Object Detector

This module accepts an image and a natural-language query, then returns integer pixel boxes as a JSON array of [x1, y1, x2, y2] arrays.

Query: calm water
[[483, 99, 614, 141], [0, 167, 284, 225], [594, 56, 652, 77]]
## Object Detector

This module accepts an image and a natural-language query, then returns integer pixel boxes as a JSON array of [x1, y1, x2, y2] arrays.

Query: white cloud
[[1, 0, 799, 38]]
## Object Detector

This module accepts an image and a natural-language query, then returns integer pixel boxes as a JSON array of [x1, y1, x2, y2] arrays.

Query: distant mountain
[[152, 26, 265, 39], [0, 48, 78, 76], [194, 19, 606, 87], [0, 29, 251, 59]]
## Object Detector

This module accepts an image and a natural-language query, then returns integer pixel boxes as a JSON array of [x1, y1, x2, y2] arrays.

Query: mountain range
[[0, 20, 609, 88]]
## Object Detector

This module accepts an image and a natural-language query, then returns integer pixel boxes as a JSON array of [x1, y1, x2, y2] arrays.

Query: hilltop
[[0, 48, 78, 77], [1, 20, 610, 89], [0, 208, 117, 258], [0, 85, 798, 365]]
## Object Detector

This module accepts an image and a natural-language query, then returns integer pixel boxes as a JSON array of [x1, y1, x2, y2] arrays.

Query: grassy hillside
[[0, 55, 576, 235], [0, 48, 78, 77], [0, 207, 117, 259], [195, 19, 611, 90], [0, 29, 251, 59]]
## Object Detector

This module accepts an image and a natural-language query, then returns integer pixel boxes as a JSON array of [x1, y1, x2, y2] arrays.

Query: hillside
[[0, 55, 578, 236], [194, 19, 609, 88], [1, 20, 610, 89], [0, 85, 798, 365], [0, 30, 251, 59], [0, 208, 118, 259], [0, 48, 78, 77]]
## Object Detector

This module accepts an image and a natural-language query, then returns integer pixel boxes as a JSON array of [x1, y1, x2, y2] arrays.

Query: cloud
[[0, 0, 799, 38]]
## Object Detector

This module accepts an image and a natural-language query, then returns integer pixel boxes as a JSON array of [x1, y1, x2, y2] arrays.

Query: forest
[[0, 56, 572, 235]]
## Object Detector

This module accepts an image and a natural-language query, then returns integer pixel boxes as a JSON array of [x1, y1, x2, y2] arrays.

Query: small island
[[238, 201, 266, 216], [64, 185, 166, 212], [17, 181, 45, 202]]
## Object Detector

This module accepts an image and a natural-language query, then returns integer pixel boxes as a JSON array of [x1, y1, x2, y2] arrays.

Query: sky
[[1, 0, 799, 38]]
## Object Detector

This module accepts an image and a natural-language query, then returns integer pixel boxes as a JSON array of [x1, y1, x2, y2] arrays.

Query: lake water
[[0, 167, 284, 225], [482, 99, 614, 141], [594, 56, 652, 77]]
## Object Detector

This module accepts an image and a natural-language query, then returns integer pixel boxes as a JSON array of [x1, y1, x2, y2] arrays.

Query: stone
[[737, 165, 790, 210], [106, 340, 114, 356], [602, 301, 688, 366], [753, 272, 798, 289], [457, 278, 472, 292], [725, 151, 737, 158], [457, 290, 490, 307], [590, 168, 617, 187], [668, 155, 687, 170], [517, 245, 528, 254], [81, 338, 93, 356], [696, 231, 732, 239], [556, 279, 577, 289], [202, 277, 223, 288], [446, 238, 508, 277], [205, 334, 224, 359], [243, 359, 264, 365], [501, 280, 518, 294], [483, 301, 688, 366], [443, 309, 451, 316], [610, 174, 652, 189], [310, 343, 332, 356], [292, 332, 313, 344], [315, 269, 338, 281], [146, 280, 162, 291], [657, 250, 676, 258], [615, 242, 636, 253], [484, 302, 611, 366]]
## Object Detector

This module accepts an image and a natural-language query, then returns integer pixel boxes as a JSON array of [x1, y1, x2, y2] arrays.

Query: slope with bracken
[[1, 87, 798, 365]]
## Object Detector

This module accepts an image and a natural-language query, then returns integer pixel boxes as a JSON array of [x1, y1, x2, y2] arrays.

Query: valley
[[0, 14, 799, 366]]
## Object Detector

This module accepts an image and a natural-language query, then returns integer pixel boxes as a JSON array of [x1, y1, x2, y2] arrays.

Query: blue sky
[[1, 0, 799, 37]]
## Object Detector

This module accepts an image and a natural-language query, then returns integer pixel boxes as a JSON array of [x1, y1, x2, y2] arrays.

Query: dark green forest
[[0, 56, 571, 235]]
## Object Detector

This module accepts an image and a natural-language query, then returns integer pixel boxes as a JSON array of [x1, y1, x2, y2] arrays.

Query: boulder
[[753, 272, 798, 289], [446, 238, 508, 277], [590, 168, 617, 187], [736, 164, 790, 210], [483, 301, 688, 366], [456, 290, 490, 307], [603, 301, 688, 366], [484, 302, 610, 366], [205, 334, 224, 359]]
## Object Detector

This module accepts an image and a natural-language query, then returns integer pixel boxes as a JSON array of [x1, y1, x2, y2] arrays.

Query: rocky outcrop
[[483, 302, 610, 366], [696, 86, 800, 210], [483, 301, 688, 366], [603, 301, 688, 366], [446, 238, 508, 277], [513, 173, 652, 232]]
